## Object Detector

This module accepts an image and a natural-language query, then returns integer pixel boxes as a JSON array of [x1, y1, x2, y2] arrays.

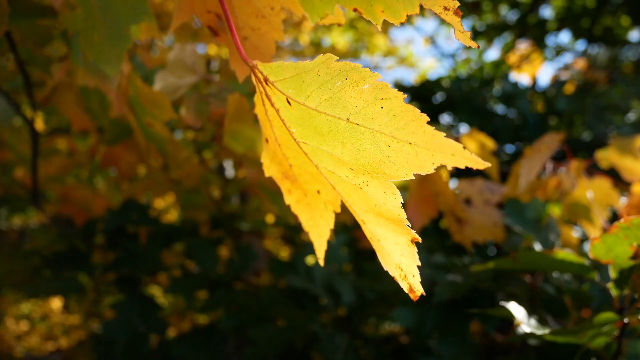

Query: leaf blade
[[252, 54, 488, 299]]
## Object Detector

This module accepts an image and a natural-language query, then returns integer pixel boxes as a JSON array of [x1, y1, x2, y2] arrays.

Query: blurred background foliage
[[1, 0, 640, 359]]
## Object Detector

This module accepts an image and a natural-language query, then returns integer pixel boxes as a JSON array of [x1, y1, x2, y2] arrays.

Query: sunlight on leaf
[[595, 134, 640, 183], [590, 216, 640, 269], [251, 54, 487, 299], [298, 0, 478, 48], [460, 128, 500, 182], [505, 131, 566, 197]]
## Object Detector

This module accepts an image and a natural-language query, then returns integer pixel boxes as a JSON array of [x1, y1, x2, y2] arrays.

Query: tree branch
[[612, 319, 628, 360], [3, 31, 41, 208]]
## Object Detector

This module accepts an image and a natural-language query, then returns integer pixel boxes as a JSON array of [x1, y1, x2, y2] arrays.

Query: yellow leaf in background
[[297, 0, 478, 48], [563, 175, 620, 238], [460, 128, 500, 181], [223, 93, 261, 156], [505, 39, 544, 84], [170, 0, 301, 80], [251, 54, 487, 299], [153, 43, 207, 101], [622, 182, 640, 217], [405, 168, 450, 231], [558, 223, 581, 250], [505, 131, 566, 197], [447, 178, 506, 249], [519, 159, 586, 203], [594, 134, 640, 183]]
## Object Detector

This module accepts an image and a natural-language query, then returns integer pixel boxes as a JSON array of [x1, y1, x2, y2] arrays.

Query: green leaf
[[64, 0, 154, 77], [471, 249, 596, 278], [590, 216, 640, 269], [542, 311, 620, 349]]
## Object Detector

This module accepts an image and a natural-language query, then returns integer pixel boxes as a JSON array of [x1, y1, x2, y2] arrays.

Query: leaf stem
[[216, 0, 253, 67], [3, 31, 41, 208]]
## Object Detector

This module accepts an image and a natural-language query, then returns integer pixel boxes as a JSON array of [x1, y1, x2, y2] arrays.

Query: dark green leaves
[[472, 249, 596, 278]]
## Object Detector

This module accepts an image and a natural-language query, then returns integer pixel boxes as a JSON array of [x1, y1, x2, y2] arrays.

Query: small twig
[[216, 0, 253, 67], [612, 319, 629, 360], [3, 31, 41, 208], [612, 294, 631, 360]]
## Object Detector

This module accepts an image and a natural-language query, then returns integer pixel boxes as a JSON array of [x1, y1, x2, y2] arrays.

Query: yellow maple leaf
[[251, 54, 487, 299], [460, 128, 500, 182], [170, 0, 302, 80], [317, 5, 346, 26], [563, 175, 621, 238], [297, 0, 478, 48], [505, 131, 566, 198], [594, 134, 640, 183], [447, 177, 506, 249]]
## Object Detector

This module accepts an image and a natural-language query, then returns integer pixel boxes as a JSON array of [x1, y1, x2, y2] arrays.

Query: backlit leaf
[[448, 177, 506, 248], [505, 39, 544, 85], [460, 128, 500, 181], [594, 134, 640, 183], [590, 216, 640, 269], [563, 175, 620, 238], [251, 54, 488, 299], [405, 169, 448, 231], [297, 0, 478, 48], [505, 131, 566, 197]]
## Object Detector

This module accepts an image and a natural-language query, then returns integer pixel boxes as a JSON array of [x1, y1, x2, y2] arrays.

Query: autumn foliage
[[1, 0, 640, 359]]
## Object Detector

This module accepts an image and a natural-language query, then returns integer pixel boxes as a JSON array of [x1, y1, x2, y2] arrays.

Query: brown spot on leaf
[[408, 286, 423, 301], [206, 26, 220, 38], [454, 8, 463, 18], [286, 98, 292, 107], [352, 7, 363, 16]]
